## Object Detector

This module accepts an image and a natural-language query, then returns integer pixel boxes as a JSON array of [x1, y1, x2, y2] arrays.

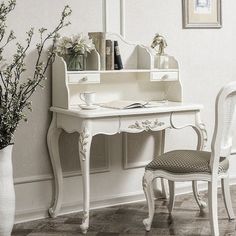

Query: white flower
[[56, 33, 95, 55]]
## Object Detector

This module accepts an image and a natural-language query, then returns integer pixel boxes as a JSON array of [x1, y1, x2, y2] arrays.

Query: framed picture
[[182, 0, 222, 28]]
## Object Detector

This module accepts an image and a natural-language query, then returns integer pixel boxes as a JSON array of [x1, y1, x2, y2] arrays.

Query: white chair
[[143, 82, 236, 236]]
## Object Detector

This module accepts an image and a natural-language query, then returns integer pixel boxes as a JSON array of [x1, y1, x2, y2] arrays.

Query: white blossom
[[56, 33, 95, 55]]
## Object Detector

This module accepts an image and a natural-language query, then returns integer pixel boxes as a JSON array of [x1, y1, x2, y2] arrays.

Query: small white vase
[[0, 145, 15, 236]]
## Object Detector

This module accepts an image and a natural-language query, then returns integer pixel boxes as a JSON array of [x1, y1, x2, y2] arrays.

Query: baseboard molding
[[15, 191, 145, 223], [15, 176, 236, 224]]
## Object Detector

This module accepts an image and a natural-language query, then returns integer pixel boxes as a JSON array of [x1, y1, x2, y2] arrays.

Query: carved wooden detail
[[79, 128, 90, 161], [128, 119, 165, 131], [198, 122, 208, 149]]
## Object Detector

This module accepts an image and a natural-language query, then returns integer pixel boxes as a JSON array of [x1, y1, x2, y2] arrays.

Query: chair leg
[[221, 177, 235, 220], [143, 171, 155, 231], [208, 180, 219, 236], [192, 180, 207, 211], [168, 180, 175, 213], [161, 178, 169, 199]]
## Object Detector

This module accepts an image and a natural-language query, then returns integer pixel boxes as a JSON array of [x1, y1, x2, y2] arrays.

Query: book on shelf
[[88, 32, 106, 70], [114, 40, 123, 70], [100, 100, 167, 110], [105, 40, 114, 70]]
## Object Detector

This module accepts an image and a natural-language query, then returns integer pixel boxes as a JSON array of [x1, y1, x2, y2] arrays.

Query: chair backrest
[[210, 82, 236, 173]]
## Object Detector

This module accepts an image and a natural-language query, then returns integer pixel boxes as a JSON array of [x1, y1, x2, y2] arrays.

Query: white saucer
[[79, 104, 100, 110]]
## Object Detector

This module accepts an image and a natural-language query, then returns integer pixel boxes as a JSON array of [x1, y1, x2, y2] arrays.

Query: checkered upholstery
[[145, 150, 229, 174]]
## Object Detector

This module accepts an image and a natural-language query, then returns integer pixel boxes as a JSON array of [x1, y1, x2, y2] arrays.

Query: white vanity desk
[[48, 103, 207, 233], [47, 34, 207, 234]]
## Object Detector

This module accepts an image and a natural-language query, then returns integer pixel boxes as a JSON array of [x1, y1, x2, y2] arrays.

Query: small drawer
[[68, 73, 100, 84], [151, 71, 178, 81]]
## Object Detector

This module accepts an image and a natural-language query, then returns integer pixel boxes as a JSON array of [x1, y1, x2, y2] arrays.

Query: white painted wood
[[68, 73, 100, 84], [0, 145, 15, 236], [49, 33, 209, 233], [78, 127, 92, 234], [192, 180, 207, 211], [48, 105, 205, 233], [47, 113, 63, 218], [168, 180, 175, 213], [137, 45, 153, 69], [106, 33, 152, 70], [52, 55, 69, 109], [51, 103, 203, 119], [142, 171, 155, 231], [150, 71, 178, 82], [208, 180, 219, 236], [221, 177, 235, 220], [192, 111, 208, 211], [164, 81, 183, 102], [143, 82, 236, 236], [119, 114, 171, 133], [170, 110, 207, 151], [52, 34, 184, 110]]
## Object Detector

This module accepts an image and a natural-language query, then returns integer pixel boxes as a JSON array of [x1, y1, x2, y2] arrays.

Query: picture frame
[[182, 0, 222, 28]]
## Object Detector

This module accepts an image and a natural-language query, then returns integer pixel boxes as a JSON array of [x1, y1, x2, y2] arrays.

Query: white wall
[[7, 0, 236, 222]]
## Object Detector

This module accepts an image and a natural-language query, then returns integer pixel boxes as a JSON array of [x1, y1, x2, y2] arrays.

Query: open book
[[100, 100, 167, 110]]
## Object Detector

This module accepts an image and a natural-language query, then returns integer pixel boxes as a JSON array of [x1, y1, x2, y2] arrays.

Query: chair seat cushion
[[145, 150, 229, 174]]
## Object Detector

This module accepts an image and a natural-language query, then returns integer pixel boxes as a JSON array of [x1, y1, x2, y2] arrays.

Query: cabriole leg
[[221, 177, 235, 220], [168, 180, 175, 213], [78, 128, 92, 234], [208, 180, 219, 236], [143, 171, 155, 231], [192, 181, 207, 211], [47, 113, 63, 218]]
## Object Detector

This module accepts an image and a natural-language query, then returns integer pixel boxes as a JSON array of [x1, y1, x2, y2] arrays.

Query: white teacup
[[80, 92, 96, 106]]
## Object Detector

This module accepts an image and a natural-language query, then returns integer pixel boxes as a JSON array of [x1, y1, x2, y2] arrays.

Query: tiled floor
[[12, 186, 236, 236]]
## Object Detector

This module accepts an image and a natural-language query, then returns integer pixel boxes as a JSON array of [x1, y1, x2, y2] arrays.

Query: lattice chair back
[[210, 82, 236, 173]]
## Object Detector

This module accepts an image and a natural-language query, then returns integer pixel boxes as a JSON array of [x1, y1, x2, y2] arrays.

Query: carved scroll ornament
[[128, 119, 165, 131]]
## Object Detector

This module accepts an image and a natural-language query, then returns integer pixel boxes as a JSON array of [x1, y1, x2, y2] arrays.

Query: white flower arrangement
[[57, 34, 95, 55]]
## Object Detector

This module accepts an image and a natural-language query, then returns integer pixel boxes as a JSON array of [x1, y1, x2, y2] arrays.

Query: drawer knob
[[81, 76, 88, 81], [162, 74, 169, 80]]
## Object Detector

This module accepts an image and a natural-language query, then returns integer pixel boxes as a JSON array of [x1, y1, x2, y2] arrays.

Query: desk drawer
[[151, 71, 178, 82], [68, 73, 100, 84], [120, 114, 171, 132]]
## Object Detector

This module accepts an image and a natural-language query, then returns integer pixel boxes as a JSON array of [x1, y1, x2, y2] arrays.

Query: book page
[[100, 100, 146, 109], [100, 100, 168, 110]]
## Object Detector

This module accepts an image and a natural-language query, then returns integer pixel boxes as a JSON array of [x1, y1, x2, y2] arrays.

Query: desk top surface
[[50, 102, 203, 119]]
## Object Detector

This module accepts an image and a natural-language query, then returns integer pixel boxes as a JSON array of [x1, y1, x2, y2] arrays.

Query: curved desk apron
[[47, 102, 207, 234]]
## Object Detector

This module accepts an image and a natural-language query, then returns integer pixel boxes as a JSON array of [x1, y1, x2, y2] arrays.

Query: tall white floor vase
[[0, 145, 15, 236]]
